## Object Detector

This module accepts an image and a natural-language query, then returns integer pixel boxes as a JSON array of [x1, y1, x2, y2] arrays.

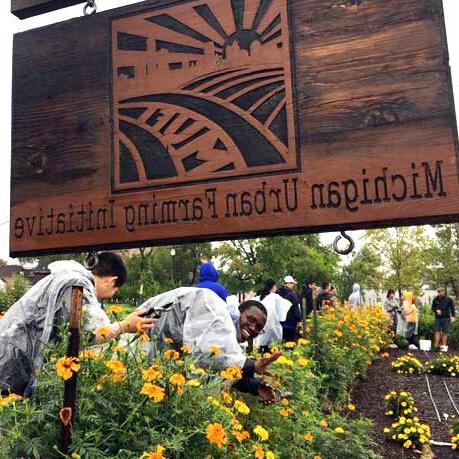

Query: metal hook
[[83, 0, 97, 16], [333, 231, 355, 255], [84, 251, 99, 270]]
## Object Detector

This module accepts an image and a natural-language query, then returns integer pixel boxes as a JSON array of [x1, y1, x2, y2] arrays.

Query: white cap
[[284, 275, 297, 284]]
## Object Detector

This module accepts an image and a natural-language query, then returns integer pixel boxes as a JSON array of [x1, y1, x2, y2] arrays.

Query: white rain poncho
[[0, 261, 109, 396], [139, 287, 247, 370], [253, 292, 291, 347]]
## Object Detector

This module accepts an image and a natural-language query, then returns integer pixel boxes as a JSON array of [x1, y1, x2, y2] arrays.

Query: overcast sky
[[0, 0, 458, 262]]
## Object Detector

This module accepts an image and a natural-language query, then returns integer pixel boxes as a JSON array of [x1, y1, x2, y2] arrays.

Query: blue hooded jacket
[[195, 262, 229, 301]]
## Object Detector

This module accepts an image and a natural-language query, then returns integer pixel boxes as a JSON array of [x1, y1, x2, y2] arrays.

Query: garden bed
[[351, 349, 459, 458]]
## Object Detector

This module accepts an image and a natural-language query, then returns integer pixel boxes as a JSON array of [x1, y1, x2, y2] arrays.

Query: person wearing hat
[[278, 275, 301, 341]]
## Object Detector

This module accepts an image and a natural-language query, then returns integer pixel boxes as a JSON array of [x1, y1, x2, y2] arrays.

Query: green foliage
[[0, 306, 388, 459], [426, 354, 459, 377], [0, 274, 29, 312], [393, 335, 409, 350], [339, 245, 383, 299], [417, 306, 435, 340], [217, 235, 339, 293], [366, 227, 430, 296]]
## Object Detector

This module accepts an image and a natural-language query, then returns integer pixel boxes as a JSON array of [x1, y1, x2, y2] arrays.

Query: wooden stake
[[59, 286, 83, 456]]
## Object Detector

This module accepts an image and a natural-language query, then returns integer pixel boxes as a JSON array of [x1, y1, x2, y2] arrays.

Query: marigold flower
[[320, 419, 328, 428], [304, 432, 314, 442], [234, 400, 250, 415], [313, 456, 322, 459], [140, 445, 166, 459], [254, 425, 269, 441], [298, 358, 309, 366], [0, 394, 22, 406], [169, 373, 186, 386], [95, 326, 110, 339], [56, 357, 81, 380], [164, 350, 180, 360], [105, 359, 127, 383], [221, 391, 233, 405], [142, 365, 162, 382], [266, 451, 275, 459], [105, 304, 123, 314], [163, 337, 174, 344], [297, 338, 309, 345], [79, 349, 100, 360], [335, 427, 345, 434], [233, 430, 250, 442], [140, 383, 166, 402], [348, 403, 356, 411], [186, 379, 201, 387], [180, 344, 191, 353], [136, 323, 150, 342], [220, 366, 242, 380], [206, 422, 227, 448], [210, 345, 222, 355], [253, 444, 265, 459], [285, 341, 296, 348]]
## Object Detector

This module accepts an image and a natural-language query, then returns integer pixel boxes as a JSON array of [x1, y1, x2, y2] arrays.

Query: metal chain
[[332, 231, 355, 255], [83, 0, 97, 16]]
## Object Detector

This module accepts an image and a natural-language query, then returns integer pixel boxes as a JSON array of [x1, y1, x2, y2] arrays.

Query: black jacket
[[278, 286, 301, 324], [432, 296, 456, 319]]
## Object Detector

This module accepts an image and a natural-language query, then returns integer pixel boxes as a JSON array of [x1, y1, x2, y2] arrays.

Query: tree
[[366, 227, 430, 297], [339, 245, 383, 299], [217, 235, 340, 295], [425, 224, 459, 298], [0, 273, 29, 312]]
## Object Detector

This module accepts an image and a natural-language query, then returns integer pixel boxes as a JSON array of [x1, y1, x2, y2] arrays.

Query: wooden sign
[[10, 0, 459, 256], [11, 0, 86, 19]]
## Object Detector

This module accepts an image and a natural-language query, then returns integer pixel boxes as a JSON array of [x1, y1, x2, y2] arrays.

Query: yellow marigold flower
[[234, 400, 250, 415], [140, 445, 166, 459], [163, 337, 174, 344], [195, 367, 206, 375], [105, 304, 123, 314], [313, 455, 322, 459], [335, 329, 343, 337], [285, 341, 296, 348], [180, 344, 191, 353], [403, 440, 412, 449], [210, 345, 222, 355], [297, 338, 309, 345], [164, 350, 179, 360], [320, 419, 329, 428], [0, 394, 22, 406], [304, 432, 314, 442], [142, 365, 162, 382], [169, 373, 186, 386], [266, 451, 275, 459], [298, 358, 309, 366], [95, 326, 110, 339], [56, 357, 80, 381], [233, 430, 250, 442], [140, 383, 166, 402], [221, 391, 233, 404], [254, 425, 269, 441], [220, 366, 242, 380], [253, 444, 265, 459], [335, 427, 345, 434], [206, 422, 227, 448], [186, 379, 201, 387], [348, 403, 356, 411], [383, 427, 390, 433], [112, 345, 126, 353], [302, 410, 310, 417], [281, 398, 289, 405]]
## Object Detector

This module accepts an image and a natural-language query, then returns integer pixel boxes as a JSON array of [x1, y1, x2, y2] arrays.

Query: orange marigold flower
[[136, 323, 150, 342], [79, 349, 100, 360], [105, 359, 127, 383], [0, 394, 22, 406], [253, 444, 265, 459], [233, 430, 250, 442], [304, 432, 314, 442], [313, 456, 322, 459], [142, 365, 162, 382], [206, 422, 227, 448], [140, 445, 166, 459], [220, 366, 243, 380], [164, 350, 180, 360], [169, 373, 186, 386], [180, 344, 191, 353], [163, 337, 174, 344], [210, 345, 222, 355], [140, 383, 166, 402], [56, 357, 80, 380]]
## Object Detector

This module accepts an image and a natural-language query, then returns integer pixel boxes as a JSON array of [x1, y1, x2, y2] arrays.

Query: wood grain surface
[[10, 0, 459, 256]]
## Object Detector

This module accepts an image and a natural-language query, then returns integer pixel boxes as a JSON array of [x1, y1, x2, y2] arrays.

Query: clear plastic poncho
[[253, 292, 291, 347], [139, 287, 247, 370], [0, 261, 109, 396]]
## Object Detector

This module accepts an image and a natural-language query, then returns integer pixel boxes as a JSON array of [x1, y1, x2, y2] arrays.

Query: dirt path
[[351, 349, 459, 458]]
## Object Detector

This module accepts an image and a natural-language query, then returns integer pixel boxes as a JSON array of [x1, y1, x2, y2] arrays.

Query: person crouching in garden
[[0, 252, 155, 396], [139, 287, 282, 404], [432, 287, 456, 351]]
